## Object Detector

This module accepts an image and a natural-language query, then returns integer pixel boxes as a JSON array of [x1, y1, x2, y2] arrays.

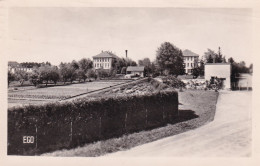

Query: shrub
[[8, 90, 178, 155]]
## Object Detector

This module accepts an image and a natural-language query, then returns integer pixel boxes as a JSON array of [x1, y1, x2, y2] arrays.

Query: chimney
[[125, 50, 128, 58]]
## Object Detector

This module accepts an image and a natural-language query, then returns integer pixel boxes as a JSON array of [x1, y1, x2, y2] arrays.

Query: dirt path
[[105, 91, 252, 157]]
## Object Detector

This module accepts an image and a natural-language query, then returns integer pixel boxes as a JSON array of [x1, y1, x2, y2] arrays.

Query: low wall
[[8, 90, 178, 155]]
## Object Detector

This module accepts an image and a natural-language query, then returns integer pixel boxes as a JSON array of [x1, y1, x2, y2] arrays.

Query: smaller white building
[[205, 63, 231, 90], [126, 66, 145, 77]]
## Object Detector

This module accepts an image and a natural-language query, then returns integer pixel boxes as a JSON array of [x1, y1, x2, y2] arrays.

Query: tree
[[38, 65, 52, 86], [28, 69, 41, 87], [156, 42, 185, 76], [15, 70, 29, 86], [192, 59, 205, 77], [121, 67, 127, 74], [71, 60, 79, 70], [78, 58, 93, 72], [8, 71, 15, 87], [59, 63, 77, 84], [87, 69, 97, 80], [77, 69, 87, 82], [97, 69, 109, 78], [48, 66, 60, 85], [138, 58, 153, 76], [204, 47, 225, 63]]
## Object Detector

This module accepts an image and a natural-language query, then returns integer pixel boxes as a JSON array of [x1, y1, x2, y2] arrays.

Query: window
[[95, 64, 96, 67], [187, 63, 189, 67], [191, 63, 193, 67], [187, 57, 189, 61]]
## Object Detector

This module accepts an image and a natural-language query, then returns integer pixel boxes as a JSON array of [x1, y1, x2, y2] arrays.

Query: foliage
[[121, 67, 127, 74], [138, 58, 154, 76], [59, 63, 77, 83], [204, 47, 225, 63], [192, 60, 205, 77], [113, 57, 137, 74], [97, 69, 110, 78], [8, 71, 16, 87], [78, 58, 93, 72], [228, 57, 252, 83], [8, 90, 178, 155], [14, 70, 29, 86], [156, 42, 185, 76], [160, 75, 186, 89], [87, 69, 97, 80]]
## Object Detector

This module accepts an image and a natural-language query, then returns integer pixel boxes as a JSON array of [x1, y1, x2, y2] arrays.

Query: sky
[[8, 7, 253, 66]]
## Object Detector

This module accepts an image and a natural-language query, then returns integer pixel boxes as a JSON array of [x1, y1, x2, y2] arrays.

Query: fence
[[8, 90, 178, 155]]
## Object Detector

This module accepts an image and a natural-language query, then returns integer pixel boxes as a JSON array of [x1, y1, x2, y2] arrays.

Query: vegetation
[[156, 42, 185, 76], [8, 90, 178, 155], [42, 90, 218, 157]]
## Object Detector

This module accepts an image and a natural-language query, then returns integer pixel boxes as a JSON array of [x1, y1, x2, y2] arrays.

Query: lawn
[[42, 89, 219, 157], [8, 80, 129, 107]]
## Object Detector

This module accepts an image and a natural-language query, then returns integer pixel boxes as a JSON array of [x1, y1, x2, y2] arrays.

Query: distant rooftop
[[8, 61, 20, 67], [205, 63, 230, 65], [182, 49, 200, 57], [93, 51, 119, 59], [127, 66, 145, 72]]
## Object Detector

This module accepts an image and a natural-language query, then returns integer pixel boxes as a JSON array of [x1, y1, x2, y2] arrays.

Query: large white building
[[205, 63, 231, 90], [182, 49, 199, 74], [93, 51, 118, 70]]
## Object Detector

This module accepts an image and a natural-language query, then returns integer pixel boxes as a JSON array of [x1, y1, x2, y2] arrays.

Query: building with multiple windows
[[182, 49, 199, 74], [93, 51, 118, 70], [8, 61, 33, 73]]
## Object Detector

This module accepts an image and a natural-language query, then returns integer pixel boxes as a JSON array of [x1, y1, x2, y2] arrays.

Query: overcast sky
[[8, 7, 253, 66]]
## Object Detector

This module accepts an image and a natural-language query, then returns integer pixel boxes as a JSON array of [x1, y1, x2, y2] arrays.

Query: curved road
[[105, 91, 252, 157]]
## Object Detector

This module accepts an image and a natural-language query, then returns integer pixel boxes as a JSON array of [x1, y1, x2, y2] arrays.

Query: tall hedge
[[8, 90, 178, 155]]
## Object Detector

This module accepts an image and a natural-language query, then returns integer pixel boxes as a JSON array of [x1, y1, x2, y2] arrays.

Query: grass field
[[8, 80, 129, 108], [42, 89, 219, 157]]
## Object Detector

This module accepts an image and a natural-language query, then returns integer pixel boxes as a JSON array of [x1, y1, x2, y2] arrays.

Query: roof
[[177, 75, 194, 79], [93, 51, 119, 59], [182, 49, 200, 57], [205, 63, 230, 65], [8, 61, 20, 67], [126, 66, 145, 72]]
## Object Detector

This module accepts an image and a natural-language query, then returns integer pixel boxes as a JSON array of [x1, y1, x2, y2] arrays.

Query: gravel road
[[105, 91, 252, 157]]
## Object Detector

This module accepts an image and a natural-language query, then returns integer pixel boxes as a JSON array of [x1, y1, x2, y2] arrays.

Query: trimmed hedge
[[8, 90, 178, 155]]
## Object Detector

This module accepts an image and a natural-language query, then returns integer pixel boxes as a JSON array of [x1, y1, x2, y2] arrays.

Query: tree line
[[8, 42, 253, 87]]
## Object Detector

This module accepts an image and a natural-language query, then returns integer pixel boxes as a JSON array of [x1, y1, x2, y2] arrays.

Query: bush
[[8, 90, 178, 155], [159, 76, 185, 89]]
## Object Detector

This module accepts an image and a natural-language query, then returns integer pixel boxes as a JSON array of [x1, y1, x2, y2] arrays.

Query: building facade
[[8, 61, 33, 73], [93, 51, 118, 70], [205, 63, 231, 90], [182, 49, 199, 75], [126, 66, 145, 77]]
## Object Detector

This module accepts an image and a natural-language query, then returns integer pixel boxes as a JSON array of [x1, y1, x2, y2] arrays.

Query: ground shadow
[[177, 109, 199, 123]]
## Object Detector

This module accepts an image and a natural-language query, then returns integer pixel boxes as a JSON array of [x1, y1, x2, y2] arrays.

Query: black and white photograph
[[1, 0, 260, 165]]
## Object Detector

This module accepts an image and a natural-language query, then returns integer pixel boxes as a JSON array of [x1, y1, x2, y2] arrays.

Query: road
[[105, 91, 252, 157]]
